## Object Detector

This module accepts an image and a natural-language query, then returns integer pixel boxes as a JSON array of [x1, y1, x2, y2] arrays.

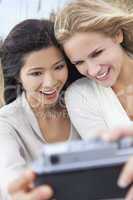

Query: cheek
[[21, 77, 40, 91], [59, 68, 68, 83], [75, 65, 85, 75], [20, 71, 41, 93], [105, 46, 122, 64], [108, 54, 122, 69]]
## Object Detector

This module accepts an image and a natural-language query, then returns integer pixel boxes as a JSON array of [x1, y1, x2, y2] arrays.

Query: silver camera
[[32, 139, 133, 200]]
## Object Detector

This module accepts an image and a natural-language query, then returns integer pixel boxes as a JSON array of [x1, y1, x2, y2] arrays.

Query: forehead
[[23, 46, 63, 68], [63, 32, 111, 59]]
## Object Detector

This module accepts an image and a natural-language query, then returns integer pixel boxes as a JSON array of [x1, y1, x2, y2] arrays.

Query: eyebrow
[[27, 59, 65, 72], [72, 48, 103, 64], [52, 58, 65, 66], [28, 67, 44, 72]]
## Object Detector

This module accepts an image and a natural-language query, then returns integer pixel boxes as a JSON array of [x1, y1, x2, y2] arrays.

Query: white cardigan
[[65, 78, 132, 140], [0, 93, 80, 199]]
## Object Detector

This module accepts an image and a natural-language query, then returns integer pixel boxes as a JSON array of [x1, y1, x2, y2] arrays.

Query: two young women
[[2, 0, 133, 199]]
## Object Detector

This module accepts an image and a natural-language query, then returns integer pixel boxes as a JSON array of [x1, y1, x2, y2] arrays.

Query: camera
[[32, 138, 133, 200]]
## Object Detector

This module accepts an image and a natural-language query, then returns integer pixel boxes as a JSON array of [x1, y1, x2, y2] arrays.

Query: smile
[[96, 67, 110, 81], [40, 89, 57, 95]]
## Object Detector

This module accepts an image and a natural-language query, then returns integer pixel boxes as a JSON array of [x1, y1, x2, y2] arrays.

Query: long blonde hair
[[55, 0, 133, 53]]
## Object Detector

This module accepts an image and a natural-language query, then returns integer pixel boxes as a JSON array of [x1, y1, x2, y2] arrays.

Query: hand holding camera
[[32, 138, 133, 200]]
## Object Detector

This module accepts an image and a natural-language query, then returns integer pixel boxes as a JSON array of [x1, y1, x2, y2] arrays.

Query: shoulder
[[66, 78, 97, 96], [0, 96, 23, 123], [65, 78, 97, 105], [67, 77, 95, 89]]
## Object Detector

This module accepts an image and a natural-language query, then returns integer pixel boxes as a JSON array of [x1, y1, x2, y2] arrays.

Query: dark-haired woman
[[0, 19, 82, 200]]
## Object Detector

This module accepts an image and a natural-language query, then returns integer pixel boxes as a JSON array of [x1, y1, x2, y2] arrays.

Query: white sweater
[[65, 78, 132, 140], [0, 93, 80, 199]]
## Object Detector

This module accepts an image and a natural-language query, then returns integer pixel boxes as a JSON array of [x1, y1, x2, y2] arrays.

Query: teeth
[[96, 70, 108, 79], [41, 90, 56, 95]]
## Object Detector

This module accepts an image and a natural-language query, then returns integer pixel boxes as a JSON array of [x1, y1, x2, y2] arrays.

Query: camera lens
[[50, 155, 60, 165]]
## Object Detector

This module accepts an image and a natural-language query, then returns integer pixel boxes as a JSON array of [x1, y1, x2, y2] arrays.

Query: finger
[[125, 186, 133, 200], [26, 186, 53, 200], [100, 129, 123, 141], [12, 185, 53, 200], [101, 127, 133, 142], [118, 157, 133, 188], [8, 170, 36, 194]]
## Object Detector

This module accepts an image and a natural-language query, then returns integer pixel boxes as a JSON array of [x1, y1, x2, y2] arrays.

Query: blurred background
[[0, 0, 132, 40], [0, 0, 69, 39]]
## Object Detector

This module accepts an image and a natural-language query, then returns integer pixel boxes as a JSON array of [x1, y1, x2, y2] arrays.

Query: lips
[[40, 89, 57, 95], [96, 67, 110, 81], [40, 90, 57, 102], [39, 87, 60, 101]]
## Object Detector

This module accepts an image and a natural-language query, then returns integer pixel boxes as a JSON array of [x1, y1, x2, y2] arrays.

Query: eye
[[91, 50, 103, 58], [29, 71, 42, 76], [74, 60, 84, 66], [55, 63, 65, 70]]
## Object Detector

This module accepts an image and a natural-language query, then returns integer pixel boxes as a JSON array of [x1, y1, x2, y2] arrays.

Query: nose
[[86, 60, 101, 77], [42, 72, 56, 89]]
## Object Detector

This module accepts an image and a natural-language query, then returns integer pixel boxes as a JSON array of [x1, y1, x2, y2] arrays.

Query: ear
[[113, 29, 123, 44]]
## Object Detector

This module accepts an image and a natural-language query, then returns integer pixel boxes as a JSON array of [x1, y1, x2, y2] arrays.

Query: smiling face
[[20, 46, 68, 109], [63, 31, 125, 87]]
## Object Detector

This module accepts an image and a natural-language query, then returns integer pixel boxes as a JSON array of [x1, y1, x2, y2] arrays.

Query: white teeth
[[41, 90, 56, 95], [96, 70, 108, 79]]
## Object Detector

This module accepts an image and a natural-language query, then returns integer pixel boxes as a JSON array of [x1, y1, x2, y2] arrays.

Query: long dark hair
[[1, 19, 82, 104]]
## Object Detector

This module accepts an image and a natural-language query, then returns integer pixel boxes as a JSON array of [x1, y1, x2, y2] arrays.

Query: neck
[[26, 95, 67, 120]]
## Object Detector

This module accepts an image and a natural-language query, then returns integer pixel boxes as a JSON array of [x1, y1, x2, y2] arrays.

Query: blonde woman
[[55, 0, 133, 138], [54, 0, 133, 199]]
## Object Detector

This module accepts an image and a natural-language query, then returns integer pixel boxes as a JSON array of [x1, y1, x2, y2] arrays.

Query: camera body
[[32, 139, 133, 200]]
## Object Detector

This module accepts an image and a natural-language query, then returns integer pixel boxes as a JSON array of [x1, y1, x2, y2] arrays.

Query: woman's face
[[63, 31, 124, 87], [20, 47, 68, 108]]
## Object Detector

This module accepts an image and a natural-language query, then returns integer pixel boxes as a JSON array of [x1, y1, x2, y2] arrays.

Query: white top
[[0, 93, 80, 199], [65, 78, 132, 140]]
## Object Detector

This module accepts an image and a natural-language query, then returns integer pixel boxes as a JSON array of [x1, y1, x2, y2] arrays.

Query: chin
[[96, 80, 113, 87], [96, 76, 115, 87], [45, 99, 59, 107]]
